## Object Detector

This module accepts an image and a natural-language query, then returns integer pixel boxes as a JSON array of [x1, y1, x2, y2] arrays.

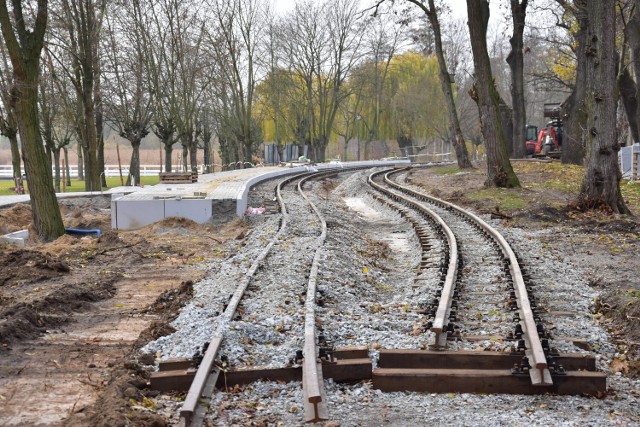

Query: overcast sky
[[272, 0, 469, 19]]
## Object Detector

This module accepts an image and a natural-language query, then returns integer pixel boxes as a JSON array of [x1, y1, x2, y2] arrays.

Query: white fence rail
[[0, 164, 209, 179]]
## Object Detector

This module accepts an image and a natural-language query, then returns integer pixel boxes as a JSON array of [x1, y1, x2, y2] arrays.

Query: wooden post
[[116, 143, 124, 186]]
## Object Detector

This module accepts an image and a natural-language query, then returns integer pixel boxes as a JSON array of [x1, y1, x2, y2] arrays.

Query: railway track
[[173, 168, 354, 425], [148, 165, 606, 425], [367, 167, 603, 393]]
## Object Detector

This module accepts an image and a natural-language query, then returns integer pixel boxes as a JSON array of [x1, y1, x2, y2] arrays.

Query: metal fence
[[0, 164, 197, 179]]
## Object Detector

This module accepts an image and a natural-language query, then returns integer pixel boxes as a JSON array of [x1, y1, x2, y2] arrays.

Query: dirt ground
[[0, 160, 639, 426], [0, 198, 248, 426]]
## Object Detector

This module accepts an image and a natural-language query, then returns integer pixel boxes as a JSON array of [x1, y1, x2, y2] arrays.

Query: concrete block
[[165, 199, 212, 224], [113, 199, 165, 230], [0, 229, 29, 247]]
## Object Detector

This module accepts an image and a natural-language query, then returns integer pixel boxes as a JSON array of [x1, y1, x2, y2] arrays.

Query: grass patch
[[621, 180, 640, 213], [0, 175, 160, 196], [466, 188, 527, 210], [514, 161, 583, 193]]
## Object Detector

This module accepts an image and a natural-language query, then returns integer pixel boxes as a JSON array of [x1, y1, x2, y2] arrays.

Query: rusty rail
[[177, 172, 312, 426], [368, 169, 459, 347], [297, 173, 329, 422], [178, 168, 356, 426], [371, 167, 551, 386]]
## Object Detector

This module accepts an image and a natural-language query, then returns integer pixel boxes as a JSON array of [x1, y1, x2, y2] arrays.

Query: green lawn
[[0, 175, 159, 196]]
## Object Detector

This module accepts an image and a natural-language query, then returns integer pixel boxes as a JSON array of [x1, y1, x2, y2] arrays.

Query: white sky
[[272, 0, 469, 19]]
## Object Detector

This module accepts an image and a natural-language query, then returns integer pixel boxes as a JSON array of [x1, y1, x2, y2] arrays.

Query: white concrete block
[[165, 199, 212, 224], [0, 229, 29, 247], [113, 199, 165, 230]]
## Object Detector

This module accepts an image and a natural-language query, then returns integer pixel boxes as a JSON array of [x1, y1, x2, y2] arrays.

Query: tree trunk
[[94, 24, 106, 188], [499, 99, 514, 155], [189, 136, 198, 172], [627, 0, 640, 144], [53, 148, 61, 192], [82, 83, 100, 191], [0, 1, 65, 241], [164, 143, 173, 172], [126, 140, 141, 186], [618, 65, 639, 144], [562, 0, 588, 165], [576, 0, 629, 214], [77, 144, 84, 180], [64, 147, 71, 186], [181, 143, 188, 171], [96, 91, 105, 188], [506, 0, 528, 159], [9, 129, 20, 178], [467, 0, 520, 187], [423, 0, 473, 169], [203, 136, 211, 173], [16, 85, 64, 240], [316, 136, 328, 162], [343, 137, 349, 161]]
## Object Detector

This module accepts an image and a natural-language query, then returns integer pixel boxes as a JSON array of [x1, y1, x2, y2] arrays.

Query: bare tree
[[467, 0, 520, 187], [403, 0, 473, 168], [138, 0, 211, 173], [49, 0, 106, 191], [361, 10, 403, 160], [551, 0, 588, 165], [39, 55, 73, 192], [205, 0, 266, 166], [281, 0, 366, 162], [0, 46, 20, 178], [103, 0, 152, 185], [133, 0, 179, 172], [576, 0, 629, 213], [507, 0, 529, 158], [0, 0, 65, 240]]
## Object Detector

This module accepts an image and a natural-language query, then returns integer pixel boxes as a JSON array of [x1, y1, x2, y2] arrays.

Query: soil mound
[[0, 250, 70, 286], [0, 203, 32, 234]]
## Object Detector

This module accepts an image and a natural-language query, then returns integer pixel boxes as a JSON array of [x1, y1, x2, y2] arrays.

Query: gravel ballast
[[145, 168, 639, 426]]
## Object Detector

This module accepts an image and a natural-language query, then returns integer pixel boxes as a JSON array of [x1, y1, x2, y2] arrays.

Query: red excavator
[[525, 103, 563, 158]]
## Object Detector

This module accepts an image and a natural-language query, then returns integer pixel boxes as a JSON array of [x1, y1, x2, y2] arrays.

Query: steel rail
[[177, 171, 314, 427], [297, 173, 330, 422], [382, 167, 551, 386], [178, 167, 357, 426], [368, 169, 459, 347]]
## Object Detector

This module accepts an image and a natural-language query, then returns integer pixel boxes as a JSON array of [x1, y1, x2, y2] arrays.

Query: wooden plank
[[378, 349, 596, 371], [372, 368, 606, 395]]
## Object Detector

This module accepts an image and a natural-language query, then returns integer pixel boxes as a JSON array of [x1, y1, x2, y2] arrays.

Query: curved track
[[179, 169, 346, 426], [150, 165, 607, 426], [368, 167, 552, 385]]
